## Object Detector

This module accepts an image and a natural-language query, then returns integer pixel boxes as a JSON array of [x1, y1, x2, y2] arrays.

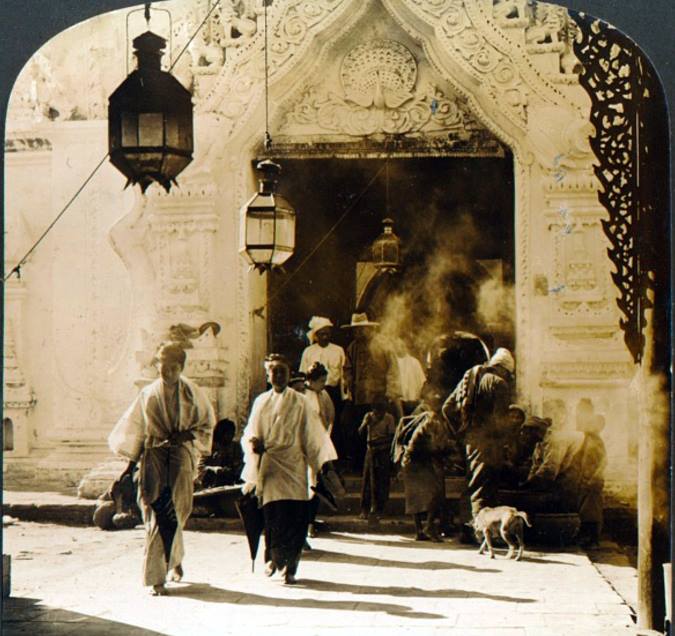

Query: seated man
[[522, 416, 585, 513], [195, 419, 244, 489], [93, 460, 142, 530], [500, 407, 538, 488]]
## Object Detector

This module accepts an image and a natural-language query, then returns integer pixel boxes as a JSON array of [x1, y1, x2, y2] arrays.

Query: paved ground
[[2, 519, 638, 636]]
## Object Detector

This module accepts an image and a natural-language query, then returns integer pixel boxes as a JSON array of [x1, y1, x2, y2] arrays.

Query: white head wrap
[[489, 347, 515, 374]]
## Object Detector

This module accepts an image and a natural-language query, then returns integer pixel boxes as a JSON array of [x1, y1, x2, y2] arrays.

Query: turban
[[489, 347, 515, 374]]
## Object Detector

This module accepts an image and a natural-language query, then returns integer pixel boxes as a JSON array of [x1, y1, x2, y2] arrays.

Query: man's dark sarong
[[263, 499, 309, 576]]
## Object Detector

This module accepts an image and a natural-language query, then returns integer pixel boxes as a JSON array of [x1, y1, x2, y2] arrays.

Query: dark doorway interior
[[268, 155, 515, 369]]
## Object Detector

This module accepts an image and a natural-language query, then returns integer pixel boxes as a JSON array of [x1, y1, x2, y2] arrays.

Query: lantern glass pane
[[121, 112, 138, 147], [382, 242, 398, 263], [246, 213, 276, 246], [272, 208, 295, 251], [138, 113, 164, 146], [166, 116, 179, 148]]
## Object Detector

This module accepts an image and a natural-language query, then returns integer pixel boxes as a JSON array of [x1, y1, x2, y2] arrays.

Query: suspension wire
[[3, 154, 110, 283], [4, 2, 223, 283], [263, 0, 271, 151], [252, 163, 388, 317], [169, 0, 221, 72], [385, 157, 390, 216]]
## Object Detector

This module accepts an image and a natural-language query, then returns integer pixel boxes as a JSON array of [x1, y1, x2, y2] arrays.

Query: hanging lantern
[[240, 160, 296, 273], [371, 218, 401, 274], [108, 30, 193, 193]]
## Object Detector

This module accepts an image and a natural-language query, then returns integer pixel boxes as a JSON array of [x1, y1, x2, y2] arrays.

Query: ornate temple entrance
[[267, 154, 515, 370]]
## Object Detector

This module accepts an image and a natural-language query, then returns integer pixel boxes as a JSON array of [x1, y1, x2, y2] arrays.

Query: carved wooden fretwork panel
[[573, 12, 662, 363]]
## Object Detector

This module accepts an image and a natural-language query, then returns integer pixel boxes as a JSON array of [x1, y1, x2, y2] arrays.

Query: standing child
[[576, 414, 607, 547], [358, 397, 396, 520]]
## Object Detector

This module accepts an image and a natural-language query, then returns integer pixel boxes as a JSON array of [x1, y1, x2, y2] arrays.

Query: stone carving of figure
[[166, 322, 221, 349], [218, 0, 263, 46], [29, 54, 72, 121], [493, 0, 531, 22], [525, 4, 564, 45], [559, 18, 582, 75]]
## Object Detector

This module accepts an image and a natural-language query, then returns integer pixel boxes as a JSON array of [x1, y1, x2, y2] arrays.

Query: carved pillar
[[3, 309, 37, 458], [79, 168, 228, 498], [110, 169, 228, 414]]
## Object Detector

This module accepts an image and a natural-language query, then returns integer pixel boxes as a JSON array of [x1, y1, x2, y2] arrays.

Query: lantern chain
[[251, 163, 388, 317]]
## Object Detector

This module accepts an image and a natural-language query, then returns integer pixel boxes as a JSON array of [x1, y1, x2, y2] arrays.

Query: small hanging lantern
[[371, 218, 401, 274], [108, 29, 193, 193], [240, 160, 296, 273]]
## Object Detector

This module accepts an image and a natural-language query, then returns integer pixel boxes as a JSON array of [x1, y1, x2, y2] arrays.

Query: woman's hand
[[241, 482, 256, 495], [168, 430, 195, 445]]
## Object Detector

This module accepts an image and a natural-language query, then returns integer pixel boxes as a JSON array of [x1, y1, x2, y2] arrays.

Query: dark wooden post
[[637, 314, 671, 632]]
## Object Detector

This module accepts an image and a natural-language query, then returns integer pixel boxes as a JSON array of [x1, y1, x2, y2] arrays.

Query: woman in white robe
[[108, 343, 215, 595]]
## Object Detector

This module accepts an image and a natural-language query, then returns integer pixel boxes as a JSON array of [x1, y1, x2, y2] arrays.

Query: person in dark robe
[[393, 386, 453, 541], [576, 414, 607, 547], [195, 419, 243, 489], [442, 348, 515, 522], [342, 313, 402, 471], [108, 342, 215, 595]]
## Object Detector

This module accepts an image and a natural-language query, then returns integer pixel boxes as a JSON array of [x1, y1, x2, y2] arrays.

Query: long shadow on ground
[[303, 547, 500, 572], [2, 597, 167, 636], [297, 578, 537, 603], [172, 582, 445, 619], [328, 534, 578, 566]]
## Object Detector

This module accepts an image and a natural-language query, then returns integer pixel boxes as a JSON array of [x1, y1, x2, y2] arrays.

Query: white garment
[[299, 342, 346, 389], [396, 354, 426, 402], [241, 388, 337, 505], [306, 388, 335, 434], [108, 375, 215, 467]]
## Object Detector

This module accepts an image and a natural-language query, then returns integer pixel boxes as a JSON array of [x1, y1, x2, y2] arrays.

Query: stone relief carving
[[341, 40, 417, 109], [546, 208, 610, 317], [541, 361, 635, 385], [7, 53, 71, 126], [282, 39, 496, 146], [493, 0, 531, 24], [200, 0, 353, 126], [3, 320, 36, 411]]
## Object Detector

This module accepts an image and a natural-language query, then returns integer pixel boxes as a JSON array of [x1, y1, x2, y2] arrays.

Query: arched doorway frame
[[190, 0, 607, 411]]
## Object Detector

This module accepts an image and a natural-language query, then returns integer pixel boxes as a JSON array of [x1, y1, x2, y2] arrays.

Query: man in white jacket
[[241, 353, 337, 584]]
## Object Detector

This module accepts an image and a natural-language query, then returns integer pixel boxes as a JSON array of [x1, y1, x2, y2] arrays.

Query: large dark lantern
[[108, 30, 193, 193], [371, 218, 401, 274], [240, 160, 296, 273]]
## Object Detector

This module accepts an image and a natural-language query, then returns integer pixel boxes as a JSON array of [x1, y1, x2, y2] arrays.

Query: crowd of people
[[106, 314, 608, 593]]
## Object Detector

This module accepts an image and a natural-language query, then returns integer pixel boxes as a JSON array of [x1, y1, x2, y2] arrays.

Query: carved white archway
[[139, 0, 617, 420]]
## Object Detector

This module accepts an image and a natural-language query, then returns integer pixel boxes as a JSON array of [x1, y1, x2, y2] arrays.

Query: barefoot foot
[[170, 564, 184, 582]]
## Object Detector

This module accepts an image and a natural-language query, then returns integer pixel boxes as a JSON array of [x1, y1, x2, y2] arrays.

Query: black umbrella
[[235, 491, 265, 572], [311, 469, 344, 512]]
